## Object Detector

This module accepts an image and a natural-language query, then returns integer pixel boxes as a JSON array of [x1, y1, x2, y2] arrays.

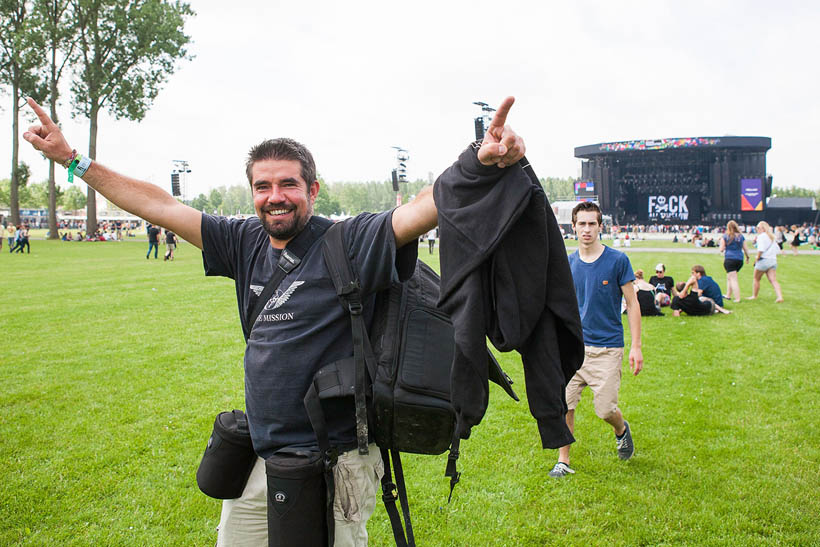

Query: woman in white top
[[748, 221, 784, 302]]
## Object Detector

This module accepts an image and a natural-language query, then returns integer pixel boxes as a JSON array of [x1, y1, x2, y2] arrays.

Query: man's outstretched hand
[[477, 96, 526, 168], [22, 98, 73, 165]]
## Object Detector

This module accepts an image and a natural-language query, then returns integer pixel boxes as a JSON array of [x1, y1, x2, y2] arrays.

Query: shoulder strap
[[245, 216, 333, 341], [321, 220, 377, 456]]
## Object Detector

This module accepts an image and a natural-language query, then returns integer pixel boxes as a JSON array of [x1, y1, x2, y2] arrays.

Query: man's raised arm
[[23, 98, 203, 249], [391, 96, 525, 247]]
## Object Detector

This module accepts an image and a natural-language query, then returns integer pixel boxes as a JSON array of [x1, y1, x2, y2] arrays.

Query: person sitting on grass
[[633, 269, 663, 316], [649, 262, 675, 307], [671, 280, 732, 316], [691, 264, 723, 307]]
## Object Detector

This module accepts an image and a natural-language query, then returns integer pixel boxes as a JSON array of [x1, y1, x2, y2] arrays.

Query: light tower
[[171, 160, 191, 202], [472, 101, 496, 140], [391, 146, 409, 206]]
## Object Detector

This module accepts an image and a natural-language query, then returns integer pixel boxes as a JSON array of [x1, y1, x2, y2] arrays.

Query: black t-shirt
[[670, 292, 712, 316], [636, 289, 662, 316], [165, 231, 176, 244], [147, 226, 160, 243], [201, 212, 416, 458], [649, 275, 674, 295]]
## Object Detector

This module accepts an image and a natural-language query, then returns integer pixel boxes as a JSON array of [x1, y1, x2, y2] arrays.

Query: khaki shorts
[[565, 346, 624, 419], [216, 444, 383, 547]]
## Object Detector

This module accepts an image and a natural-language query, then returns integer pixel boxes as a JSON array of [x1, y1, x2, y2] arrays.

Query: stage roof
[[575, 136, 771, 158]]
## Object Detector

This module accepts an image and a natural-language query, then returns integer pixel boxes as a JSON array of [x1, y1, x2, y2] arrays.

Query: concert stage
[[575, 136, 771, 225]]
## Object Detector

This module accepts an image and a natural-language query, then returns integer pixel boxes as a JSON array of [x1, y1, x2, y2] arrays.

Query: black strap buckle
[[382, 481, 398, 503]]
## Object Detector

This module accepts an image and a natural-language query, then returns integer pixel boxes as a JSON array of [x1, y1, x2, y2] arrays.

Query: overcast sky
[[3, 0, 819, 201]]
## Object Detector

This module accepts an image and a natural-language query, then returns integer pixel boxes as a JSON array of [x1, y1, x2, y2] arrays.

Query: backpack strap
[[380, 448, 415, 547], [321, 220, 377, 456], [244, 216, 332, 341]]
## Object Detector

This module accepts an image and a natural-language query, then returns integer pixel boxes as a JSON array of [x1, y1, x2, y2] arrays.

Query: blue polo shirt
[[569, 246, 635, 348]]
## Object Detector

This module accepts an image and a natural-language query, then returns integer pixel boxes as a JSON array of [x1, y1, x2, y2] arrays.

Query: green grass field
[[2, 239, 818, 545]]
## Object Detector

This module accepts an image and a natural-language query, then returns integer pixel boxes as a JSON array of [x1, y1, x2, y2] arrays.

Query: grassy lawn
[[2, 239, 818, 545]]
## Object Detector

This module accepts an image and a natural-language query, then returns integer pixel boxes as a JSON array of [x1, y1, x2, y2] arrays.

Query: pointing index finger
[[488, 96, 515, 130], [27, 97, 55, 128]]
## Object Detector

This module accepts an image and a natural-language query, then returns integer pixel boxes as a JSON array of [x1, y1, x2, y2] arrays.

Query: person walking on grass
[[549, 201, 643, 478], [164, 229, 178, 261], [7, 223, 16, 253], [718, 220, 750, 303], [12, 225, 30, 254], [748, 221, 784, 303], [23, 95, 527, 546], [146, 224, 160, 259]]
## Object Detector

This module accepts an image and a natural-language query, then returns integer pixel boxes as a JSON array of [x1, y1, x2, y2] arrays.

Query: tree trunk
[[86, 102, 99, 234], [10, 83, 20, 226]]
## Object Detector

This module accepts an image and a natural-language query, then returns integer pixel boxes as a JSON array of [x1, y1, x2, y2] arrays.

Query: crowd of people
[[622, 220, 787, 318]]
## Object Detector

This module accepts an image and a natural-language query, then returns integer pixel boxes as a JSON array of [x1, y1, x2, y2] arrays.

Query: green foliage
[[208, 188, 222, 211], [70, 0, 195, 121], [219, 184, 253, 215], [19, 179, 61, 208], [0, 241, 818, 545], [60, 184, 86, 210], [314, 176, 340, 216], [0, 163, 31, 206], [327, 179, 429, 215], [190, 192, 208, 212], [773, 185, 820, 201], [540, 176, 576, 201]]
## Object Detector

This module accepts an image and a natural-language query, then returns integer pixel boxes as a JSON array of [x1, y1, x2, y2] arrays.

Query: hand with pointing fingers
[[22, 98, 73, 165], [477, 96, 526, 169]]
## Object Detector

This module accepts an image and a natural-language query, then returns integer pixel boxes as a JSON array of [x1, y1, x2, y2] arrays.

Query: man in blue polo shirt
[[691, 264, 724, 306], [550, 201, 644, 478]]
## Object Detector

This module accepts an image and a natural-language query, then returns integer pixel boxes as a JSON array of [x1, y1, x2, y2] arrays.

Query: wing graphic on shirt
[[271, 281, 304, 309]]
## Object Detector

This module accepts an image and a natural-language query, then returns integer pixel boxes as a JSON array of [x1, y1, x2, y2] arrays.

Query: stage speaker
[[391, 169, 399, 192], [474, 117, 485, 140], [171, 173, 181, 196]]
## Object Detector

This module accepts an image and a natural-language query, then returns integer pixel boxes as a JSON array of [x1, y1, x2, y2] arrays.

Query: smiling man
[[549, 200, 644, 478], [23, 96, 525, 546]]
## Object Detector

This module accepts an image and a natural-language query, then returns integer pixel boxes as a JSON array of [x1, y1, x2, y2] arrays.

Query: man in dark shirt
[[23, 96, 526, 546], [671, 280, 732, 316], [146, 224, 160, 259], [691, 264, 724, 306]]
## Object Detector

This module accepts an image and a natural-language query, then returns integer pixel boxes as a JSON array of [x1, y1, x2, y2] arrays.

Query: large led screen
[[741, 178, 764, 211]]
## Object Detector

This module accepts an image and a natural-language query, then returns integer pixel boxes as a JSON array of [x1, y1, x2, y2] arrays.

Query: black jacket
[[434, 145, 584, 449]]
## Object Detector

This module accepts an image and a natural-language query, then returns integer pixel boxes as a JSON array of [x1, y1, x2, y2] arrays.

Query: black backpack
[[304, 219, 517, 546]]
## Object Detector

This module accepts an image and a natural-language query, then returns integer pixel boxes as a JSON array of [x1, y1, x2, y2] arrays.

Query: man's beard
[[260, 203, 312, 241]]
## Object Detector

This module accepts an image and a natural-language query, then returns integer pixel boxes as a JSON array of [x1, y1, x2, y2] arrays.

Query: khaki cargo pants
[[216, 444, 384, 547]]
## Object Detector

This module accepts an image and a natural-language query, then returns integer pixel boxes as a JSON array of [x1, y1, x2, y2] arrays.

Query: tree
[[314, 176, 340, 216], [20, 179, 59, 208], [0, 0, 46, 225], [61, 184, 86, 210], [190, 192, 208, 212], [32, 0, 76, 238], [221, 184, 253, 215], [70, 0, 194, 234], [0, 162, 32, 207], [208, 187, 222, 213], [540, 177, 576, 201]]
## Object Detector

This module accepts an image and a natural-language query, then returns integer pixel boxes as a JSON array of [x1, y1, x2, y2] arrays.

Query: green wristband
[[67, 158, 79, 183]]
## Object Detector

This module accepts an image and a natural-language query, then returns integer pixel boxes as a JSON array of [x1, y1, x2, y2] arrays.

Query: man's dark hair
[[571, 201, 602, 225], [692, 264, 706, 276], [245, 138, 316, 189]]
